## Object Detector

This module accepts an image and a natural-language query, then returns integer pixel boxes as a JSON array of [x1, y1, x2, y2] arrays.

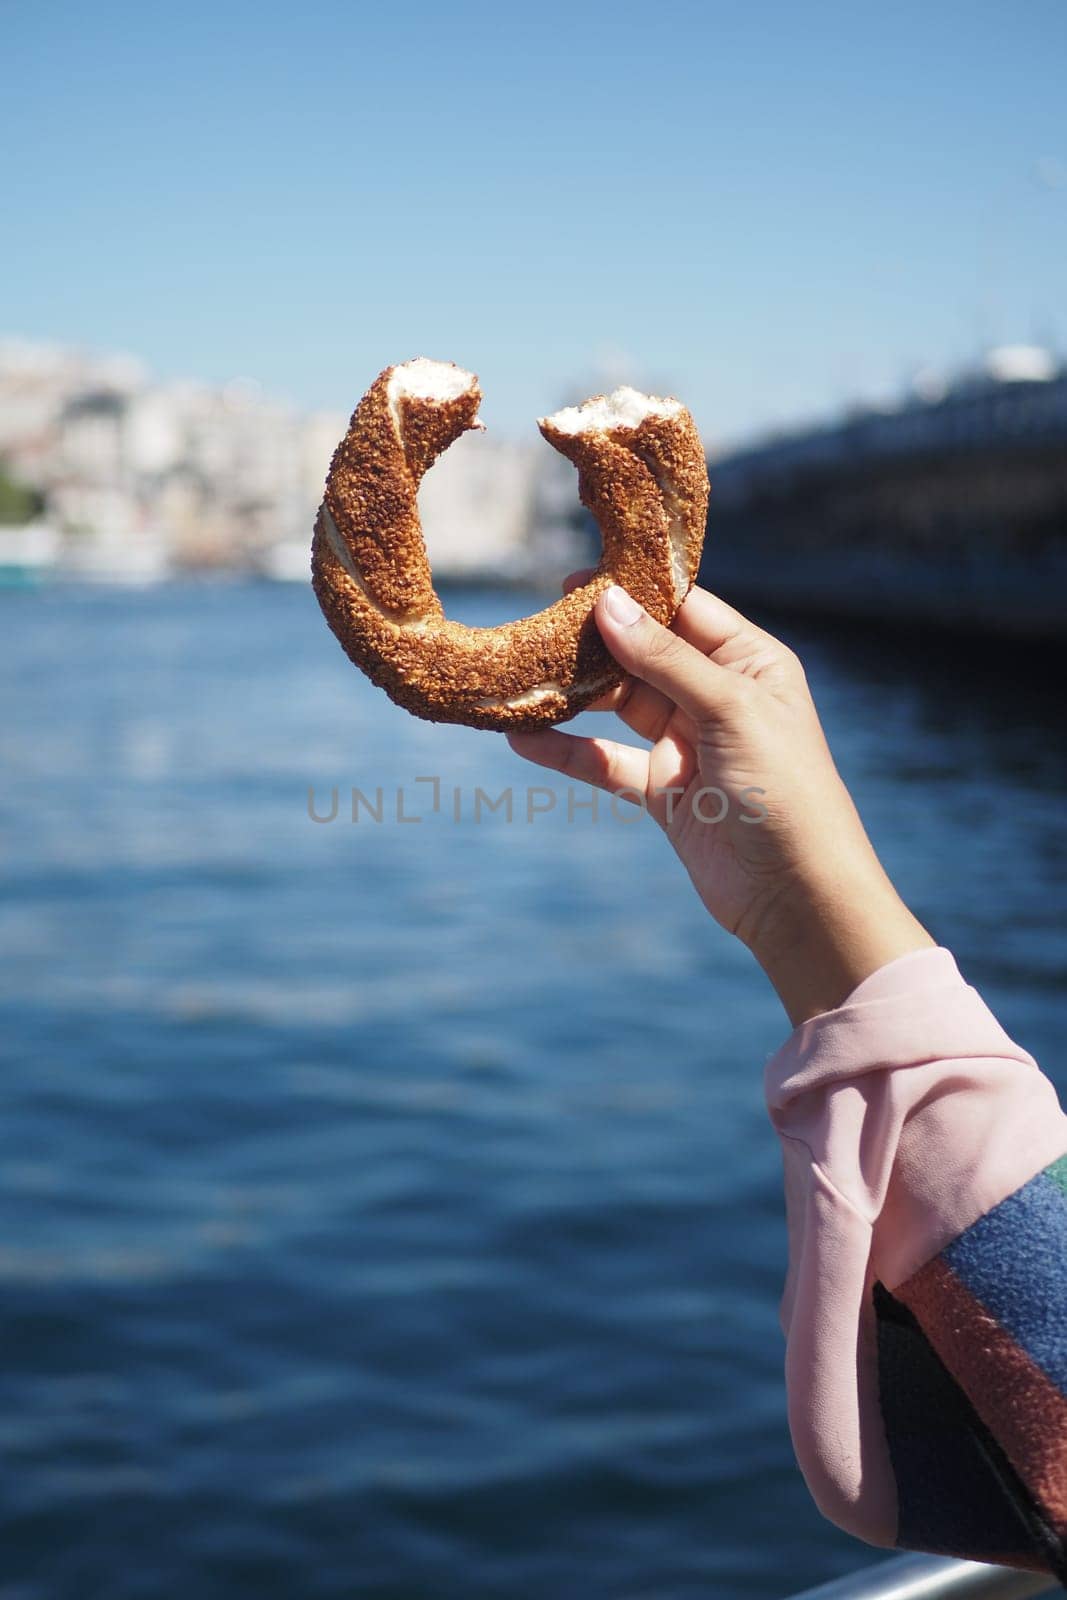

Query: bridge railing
[[786, 1552, 1059, 1600]]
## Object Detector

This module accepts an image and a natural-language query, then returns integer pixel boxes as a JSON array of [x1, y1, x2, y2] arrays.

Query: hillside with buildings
[[0, 340, 587, 585]]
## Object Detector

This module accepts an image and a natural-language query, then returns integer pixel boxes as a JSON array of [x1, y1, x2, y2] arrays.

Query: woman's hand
[[508, 581, 933, 1025]]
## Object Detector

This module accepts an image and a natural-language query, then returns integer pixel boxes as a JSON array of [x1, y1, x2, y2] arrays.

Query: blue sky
[[5, 0, 1066, 446]]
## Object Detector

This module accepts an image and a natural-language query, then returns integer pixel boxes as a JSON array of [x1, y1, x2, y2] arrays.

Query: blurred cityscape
[[2, 335, 1066, 634], [0, 338, 588, 587]]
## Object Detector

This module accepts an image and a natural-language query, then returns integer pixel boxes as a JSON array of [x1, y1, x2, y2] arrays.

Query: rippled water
[[1, 582, 1064, 1599]]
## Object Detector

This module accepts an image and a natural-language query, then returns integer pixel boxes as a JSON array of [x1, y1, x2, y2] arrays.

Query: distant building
[[418, 430, 539, 579]]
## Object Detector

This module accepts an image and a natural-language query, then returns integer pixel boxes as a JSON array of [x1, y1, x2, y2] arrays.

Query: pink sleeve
[[763, 946, 1067, 1547]]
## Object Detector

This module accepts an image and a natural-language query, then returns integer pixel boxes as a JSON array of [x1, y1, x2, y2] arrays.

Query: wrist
[[742, 861, 935, 1028]]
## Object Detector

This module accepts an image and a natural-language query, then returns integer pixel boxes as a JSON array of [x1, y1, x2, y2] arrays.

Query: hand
[[508, 581, 933, 1025]]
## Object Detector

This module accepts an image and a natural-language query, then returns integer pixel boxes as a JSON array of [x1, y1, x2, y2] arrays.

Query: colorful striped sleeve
[[879, 1155, 1067, 1577], [764, 948, 1067, 1581]]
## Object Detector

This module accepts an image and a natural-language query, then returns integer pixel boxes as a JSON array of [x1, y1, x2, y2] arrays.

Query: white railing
[[787, 1552, 1059, 1600]]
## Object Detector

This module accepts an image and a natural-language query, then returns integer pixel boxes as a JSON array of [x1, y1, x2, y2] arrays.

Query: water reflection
[[0, 582, 1063, 1598]]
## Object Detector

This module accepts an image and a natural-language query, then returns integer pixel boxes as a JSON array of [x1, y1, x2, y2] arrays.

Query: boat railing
[[787, 1552, 1060, 1600]]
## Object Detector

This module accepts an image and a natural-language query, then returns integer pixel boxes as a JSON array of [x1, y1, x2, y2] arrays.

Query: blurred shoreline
[[0, 338, 592, 590], [3, 335, 1066, 639]]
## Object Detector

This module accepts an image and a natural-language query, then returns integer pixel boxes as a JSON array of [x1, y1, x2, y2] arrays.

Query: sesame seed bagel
[[311, 358, 709, 731]]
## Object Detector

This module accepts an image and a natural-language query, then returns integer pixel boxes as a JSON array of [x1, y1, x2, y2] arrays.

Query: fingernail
[[602, 585, 642, 626]]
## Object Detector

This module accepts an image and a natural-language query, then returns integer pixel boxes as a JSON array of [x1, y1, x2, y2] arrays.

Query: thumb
[[595, 585, 736, 722]]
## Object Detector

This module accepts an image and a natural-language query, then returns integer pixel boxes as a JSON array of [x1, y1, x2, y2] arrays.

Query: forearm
[[742, 822, 935, 1027]]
